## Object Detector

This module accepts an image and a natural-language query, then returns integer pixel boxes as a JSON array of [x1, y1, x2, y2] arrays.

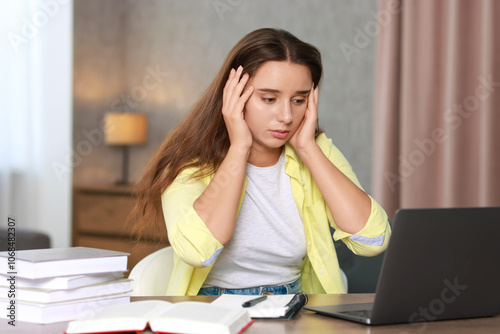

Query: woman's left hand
[[288, 85, 319, 153]]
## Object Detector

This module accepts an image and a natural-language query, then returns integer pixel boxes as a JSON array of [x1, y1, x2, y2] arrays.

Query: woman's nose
[[276, 102, 292, 124]]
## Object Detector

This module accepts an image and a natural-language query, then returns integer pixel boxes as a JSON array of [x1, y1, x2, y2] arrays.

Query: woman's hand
[[288, 85, 371, 234], [288, 85, 319, 154], [222, 66, 254, 152], [194, 66, 253, 245]]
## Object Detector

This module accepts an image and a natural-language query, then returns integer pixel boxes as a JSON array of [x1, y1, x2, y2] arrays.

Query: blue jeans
[[197, 279, 302, 296]]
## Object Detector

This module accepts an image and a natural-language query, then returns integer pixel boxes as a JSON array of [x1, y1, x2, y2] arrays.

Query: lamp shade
[[104, 112, 148, 145]]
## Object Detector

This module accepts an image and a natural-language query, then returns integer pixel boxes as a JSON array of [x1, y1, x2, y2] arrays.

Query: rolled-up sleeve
[[331, 195, 391, 257], [161, 171, 224, 268]]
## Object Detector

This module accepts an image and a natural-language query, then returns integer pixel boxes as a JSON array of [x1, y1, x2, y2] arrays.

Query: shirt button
[[308, 241, 311, 246], [302, 180, 305, 185], [285, 157, 289, 163], [319, 270, 325, 275]]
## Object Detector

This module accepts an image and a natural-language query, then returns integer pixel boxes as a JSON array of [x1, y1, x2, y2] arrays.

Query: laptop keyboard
[[338, 309, 372, 318]]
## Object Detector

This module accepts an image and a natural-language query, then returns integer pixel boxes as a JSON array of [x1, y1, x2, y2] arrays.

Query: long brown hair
[[131, 28, 323, 240]]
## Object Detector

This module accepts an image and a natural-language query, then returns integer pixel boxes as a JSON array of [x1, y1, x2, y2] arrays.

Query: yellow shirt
[[161, 134, 391, 295]]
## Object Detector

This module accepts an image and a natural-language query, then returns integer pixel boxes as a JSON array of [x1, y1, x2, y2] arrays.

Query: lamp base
[[115, 145, 131, 185]]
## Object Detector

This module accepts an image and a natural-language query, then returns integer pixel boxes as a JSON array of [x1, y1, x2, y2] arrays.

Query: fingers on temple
[[224, 67, 250, 108]]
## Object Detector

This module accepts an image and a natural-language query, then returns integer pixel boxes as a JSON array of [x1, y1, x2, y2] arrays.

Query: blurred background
[[1, 0, 499, 292]]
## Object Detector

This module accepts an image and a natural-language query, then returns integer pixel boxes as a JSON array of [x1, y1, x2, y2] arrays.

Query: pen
[[242, 295, 267, 308]]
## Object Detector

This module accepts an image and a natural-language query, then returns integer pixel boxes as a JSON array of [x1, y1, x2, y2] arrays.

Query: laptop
[[305, 207, 500, 325]]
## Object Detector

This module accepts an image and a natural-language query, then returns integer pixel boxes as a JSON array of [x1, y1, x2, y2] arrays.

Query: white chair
[[129, 246, 175, 296], [340, 269, 348, 293]]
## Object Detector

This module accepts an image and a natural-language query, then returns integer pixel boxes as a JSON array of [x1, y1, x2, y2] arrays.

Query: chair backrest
[[340, 268, 348, 293], [129, 246, 174, 296]]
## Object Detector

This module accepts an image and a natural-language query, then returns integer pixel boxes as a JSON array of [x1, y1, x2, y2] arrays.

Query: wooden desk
[[136, 294, 500, 334], [3, 294, 500, 333]]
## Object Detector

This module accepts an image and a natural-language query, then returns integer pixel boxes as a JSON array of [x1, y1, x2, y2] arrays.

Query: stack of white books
[[0, 247, 131, 324]]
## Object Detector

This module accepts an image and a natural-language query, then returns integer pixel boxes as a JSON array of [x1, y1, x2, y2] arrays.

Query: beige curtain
[[372, 0, 500, 219]]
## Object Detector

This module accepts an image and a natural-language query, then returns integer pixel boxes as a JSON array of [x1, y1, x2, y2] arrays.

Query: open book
[[212, 292, 308, 320], [65, 300, 253, 334]]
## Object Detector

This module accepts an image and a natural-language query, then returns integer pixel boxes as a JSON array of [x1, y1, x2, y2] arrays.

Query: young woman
[[132, 28, 391, 296]]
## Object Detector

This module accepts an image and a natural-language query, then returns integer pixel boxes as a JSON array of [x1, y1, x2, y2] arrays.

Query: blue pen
[[242, 295, 267, 308]]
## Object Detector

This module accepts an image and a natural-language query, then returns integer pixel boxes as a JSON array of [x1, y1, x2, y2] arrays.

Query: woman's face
[[244, 61, 313, 165]]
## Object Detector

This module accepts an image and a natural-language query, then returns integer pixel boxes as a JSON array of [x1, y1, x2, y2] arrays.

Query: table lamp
[[104, 112, 148, 185]]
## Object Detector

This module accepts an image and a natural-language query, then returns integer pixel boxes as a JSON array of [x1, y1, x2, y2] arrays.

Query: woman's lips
[[270, 130, 290, 139]]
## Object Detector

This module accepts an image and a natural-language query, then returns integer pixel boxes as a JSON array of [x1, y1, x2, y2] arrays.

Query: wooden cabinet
[[72, 184, 168, 276]]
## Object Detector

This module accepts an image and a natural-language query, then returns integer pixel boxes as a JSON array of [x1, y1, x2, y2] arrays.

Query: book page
[[211, 294, 295, 318], [149, 302, 250, 334], [65, 300, 173, 333]]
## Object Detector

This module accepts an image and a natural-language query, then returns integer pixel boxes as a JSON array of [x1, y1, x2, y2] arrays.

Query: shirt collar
[[284, 142, 300, 163], [284, 143, 302, 179]]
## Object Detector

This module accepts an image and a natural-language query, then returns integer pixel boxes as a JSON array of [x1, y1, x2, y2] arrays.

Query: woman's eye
[[262, 98, 276, 103], [293, 99, 306, 105]]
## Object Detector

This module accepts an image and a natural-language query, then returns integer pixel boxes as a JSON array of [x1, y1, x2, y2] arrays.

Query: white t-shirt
[[203, 151, 307, 289]]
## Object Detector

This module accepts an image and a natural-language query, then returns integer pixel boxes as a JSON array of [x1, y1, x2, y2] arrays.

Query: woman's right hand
[[194, 66, 254, 245], [222, 66, 254, 152]]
